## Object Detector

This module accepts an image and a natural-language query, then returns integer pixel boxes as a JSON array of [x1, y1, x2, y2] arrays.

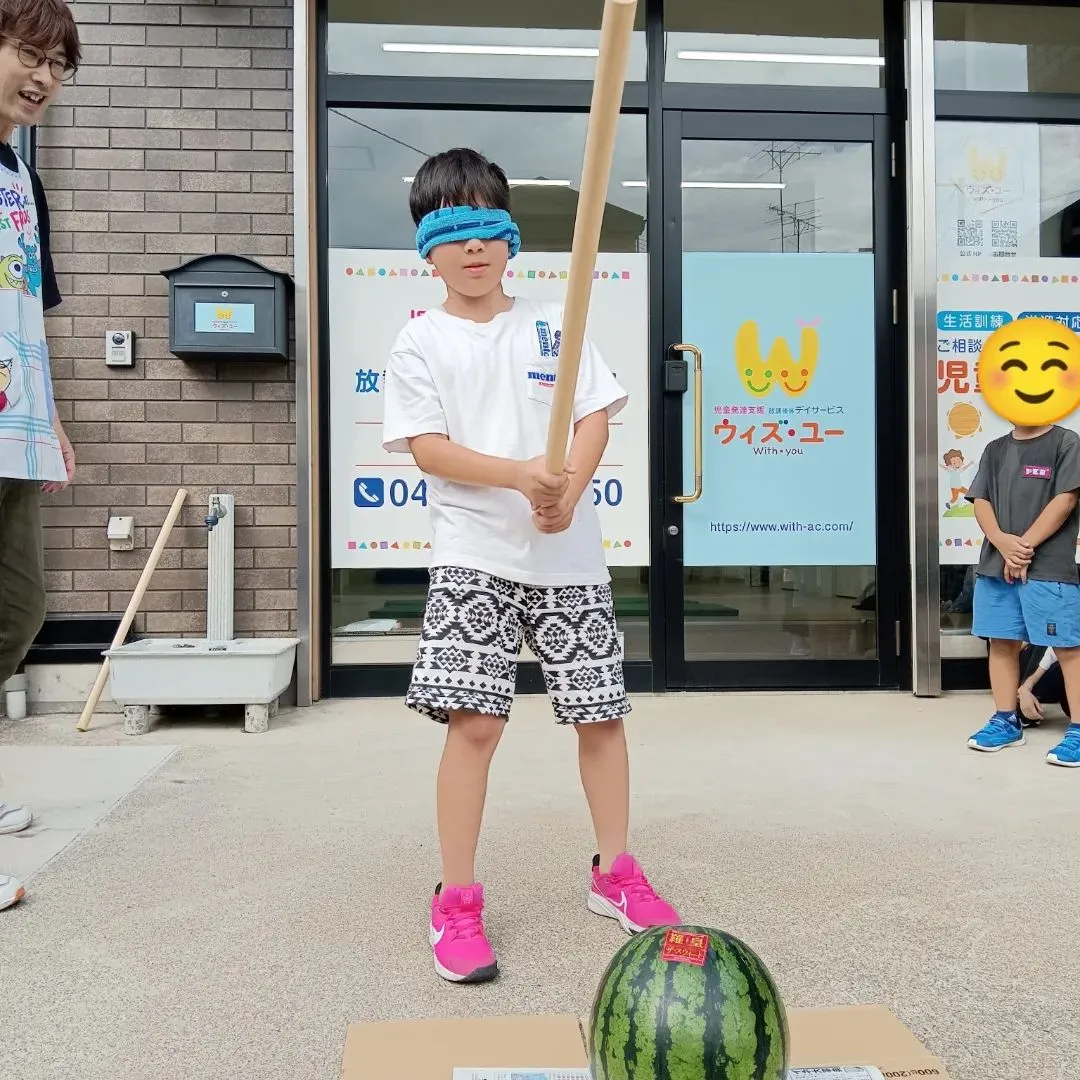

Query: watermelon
[[588, 925, 788, 1080]]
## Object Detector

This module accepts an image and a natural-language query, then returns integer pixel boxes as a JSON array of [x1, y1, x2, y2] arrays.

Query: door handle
[[671, 343, 703, 505]]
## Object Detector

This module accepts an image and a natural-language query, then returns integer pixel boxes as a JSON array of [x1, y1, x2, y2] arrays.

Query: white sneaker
[[0, 873, 26, 910], [0, 803, 32, 834]]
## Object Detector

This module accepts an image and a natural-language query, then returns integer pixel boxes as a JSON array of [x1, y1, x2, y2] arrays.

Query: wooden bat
[[76, 488, 188, 732], [544, 0, 638, 474]]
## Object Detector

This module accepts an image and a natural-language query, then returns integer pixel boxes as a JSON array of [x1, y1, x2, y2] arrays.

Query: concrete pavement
[[1, 691, 1075, 1080]]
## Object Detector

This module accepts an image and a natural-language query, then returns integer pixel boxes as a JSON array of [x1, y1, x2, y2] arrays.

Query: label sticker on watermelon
[[786, 1069, 886, 1080], [660, 929, 709, 966]]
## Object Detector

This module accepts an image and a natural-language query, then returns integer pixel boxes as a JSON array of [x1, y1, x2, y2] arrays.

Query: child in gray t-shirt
[[965, 424, 1080, 766]]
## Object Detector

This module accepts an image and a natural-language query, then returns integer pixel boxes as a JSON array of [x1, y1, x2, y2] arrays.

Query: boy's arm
[[1023, 431, 1080, 549], [532, 410, 609, 533], [973, 498, 1034, 575], [1021, 491, 1079, 549], [564, 330, 624, 494], [382, 344, 567, 506], [967, 445, 1033, 573], [533, 326, 625, 533], [565, 409, 610, 502], [408, 434, 532, 494], [972, 498, 1007, 550]]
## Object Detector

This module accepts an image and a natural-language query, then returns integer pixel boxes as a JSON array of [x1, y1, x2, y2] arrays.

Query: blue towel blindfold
[[416, 206, 522, 260]]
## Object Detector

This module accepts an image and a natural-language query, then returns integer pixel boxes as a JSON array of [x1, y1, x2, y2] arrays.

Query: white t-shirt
[[381, 296, 627, 586]]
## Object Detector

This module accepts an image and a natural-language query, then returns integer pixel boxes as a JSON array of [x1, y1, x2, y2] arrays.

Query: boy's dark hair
[[408, 148, 511, 225], [0, 0, 81, 68]]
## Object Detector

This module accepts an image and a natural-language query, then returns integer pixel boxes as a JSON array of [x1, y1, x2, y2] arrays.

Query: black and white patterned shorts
[[406, 565, 631, 725]]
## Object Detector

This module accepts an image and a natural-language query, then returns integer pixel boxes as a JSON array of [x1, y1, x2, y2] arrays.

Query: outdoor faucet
[[205, 495, 229, 532]]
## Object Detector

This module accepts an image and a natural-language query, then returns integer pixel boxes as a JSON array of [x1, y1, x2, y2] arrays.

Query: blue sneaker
[[967, 713, 1025, 752], [1046, 724, 1080, 767]]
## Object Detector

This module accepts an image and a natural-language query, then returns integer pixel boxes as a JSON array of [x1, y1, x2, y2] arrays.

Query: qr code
[[991, 218, 1018, 250], [957, 219, 983, 249]]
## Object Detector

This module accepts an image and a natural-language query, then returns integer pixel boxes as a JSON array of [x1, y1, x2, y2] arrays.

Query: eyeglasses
[[7, 39, 76, 82]]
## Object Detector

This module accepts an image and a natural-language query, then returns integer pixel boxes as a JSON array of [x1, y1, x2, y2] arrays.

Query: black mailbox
[[160, 254, 292, 362]]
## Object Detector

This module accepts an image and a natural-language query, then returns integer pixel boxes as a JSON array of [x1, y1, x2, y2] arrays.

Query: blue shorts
[[972, 575, 1080, 648]]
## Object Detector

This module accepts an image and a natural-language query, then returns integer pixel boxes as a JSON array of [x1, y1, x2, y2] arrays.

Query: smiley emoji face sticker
[[978, 317, 1080, 427]]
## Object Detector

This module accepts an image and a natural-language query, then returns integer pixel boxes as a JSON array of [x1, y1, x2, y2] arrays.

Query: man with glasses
[[0, 0, 80, 911]]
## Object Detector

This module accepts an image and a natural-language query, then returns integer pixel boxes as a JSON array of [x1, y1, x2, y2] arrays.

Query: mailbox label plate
[[194, 300, 256, 334]]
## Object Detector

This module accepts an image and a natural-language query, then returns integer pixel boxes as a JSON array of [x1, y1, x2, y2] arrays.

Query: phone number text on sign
[[342, 471, 634, 565], [354, 476, 624, 511]]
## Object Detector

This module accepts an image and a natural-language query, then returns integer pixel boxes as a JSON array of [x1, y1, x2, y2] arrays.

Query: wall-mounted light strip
[[402, 176, 572, 186], [384, 42, 599, 58], [622, 180, 787, 190], [676, 49, 884, 67]]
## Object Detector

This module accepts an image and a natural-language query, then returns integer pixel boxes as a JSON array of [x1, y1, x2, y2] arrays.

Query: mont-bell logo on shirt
[[1023, 464, 1052, 480]]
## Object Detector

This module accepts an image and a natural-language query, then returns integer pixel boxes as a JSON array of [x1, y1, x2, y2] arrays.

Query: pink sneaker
[[588, 853, 680, 934], [429, 883, 499, 983]]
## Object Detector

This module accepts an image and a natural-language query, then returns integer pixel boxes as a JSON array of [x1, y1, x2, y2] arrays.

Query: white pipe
[[206, 493, 235, 643], [4, 671, 27, 720]]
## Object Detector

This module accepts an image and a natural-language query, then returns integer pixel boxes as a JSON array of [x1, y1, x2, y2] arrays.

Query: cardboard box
[[341, 1005, 950, 1080]]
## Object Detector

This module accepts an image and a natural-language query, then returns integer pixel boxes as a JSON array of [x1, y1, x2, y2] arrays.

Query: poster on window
[[937, 259, 1080, 564], [680, 252, 878, 567], [936, 121, 1041, 261], [328, 249, 649, 570]]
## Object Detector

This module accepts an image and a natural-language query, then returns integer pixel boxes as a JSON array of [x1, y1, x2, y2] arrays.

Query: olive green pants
[[0, 479, 46, 688]]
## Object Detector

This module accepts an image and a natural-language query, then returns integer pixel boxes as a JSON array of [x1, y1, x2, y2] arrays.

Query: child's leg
[[438, 710, 504, 886], [404, 567, 525, 983], [1052, 647, 1080, 717], [1027, 581, 1080, 766], [575, 718, 629, 875], [1049, 647, 1080, 766], [988, 638, 1023, 712], [969, 574, 1027, 751], [524, 580, 679, 933]]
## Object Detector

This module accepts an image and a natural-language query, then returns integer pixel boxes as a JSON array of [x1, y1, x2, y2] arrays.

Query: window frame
[[933, 0, 1080, 103], [315, 0, 906, 698], [934, 6, 1080, 689]]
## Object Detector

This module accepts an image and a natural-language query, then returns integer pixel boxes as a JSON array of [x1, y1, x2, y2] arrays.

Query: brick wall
[[36, 0, 297, 638]]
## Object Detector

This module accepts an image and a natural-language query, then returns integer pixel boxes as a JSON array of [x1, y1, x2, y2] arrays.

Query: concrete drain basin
[[105, 637, 299, 734]]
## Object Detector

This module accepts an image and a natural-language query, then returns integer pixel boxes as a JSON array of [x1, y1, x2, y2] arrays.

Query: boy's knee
[[575, 716, 625, 740], [447, 711, 505, 753]]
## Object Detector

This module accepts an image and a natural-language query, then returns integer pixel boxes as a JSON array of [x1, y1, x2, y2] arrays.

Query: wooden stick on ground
[[544, 0, 638, 475], [76, 488, 188, 732]]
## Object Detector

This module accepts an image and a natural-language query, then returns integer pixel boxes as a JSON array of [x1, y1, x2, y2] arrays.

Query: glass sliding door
[[660, 110, 902, 688]]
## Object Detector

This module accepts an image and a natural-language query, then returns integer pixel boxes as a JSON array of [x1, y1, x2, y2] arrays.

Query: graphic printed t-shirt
[[965, 425, 1080, 583], [0, 142, 64, 483], [381, 297, 627, 586]]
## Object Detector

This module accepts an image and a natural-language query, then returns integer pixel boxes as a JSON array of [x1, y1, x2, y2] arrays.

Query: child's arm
[[1022, 432, 1080, 552], [532, 410, 609, 534], [409, 433, 569, 508], [566, 409, 610, 503], [971, 498, 1023, 555], [972, 498, 1034, 578], [383, 338, 568, 508], [533, 322, 624, 534], [1020, 648, 1057, 721], [1021, 491, 1080, 549]]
